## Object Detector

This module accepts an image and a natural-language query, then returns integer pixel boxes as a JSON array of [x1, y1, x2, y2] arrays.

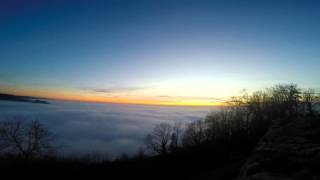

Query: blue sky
[[0, 0, 319, 105]]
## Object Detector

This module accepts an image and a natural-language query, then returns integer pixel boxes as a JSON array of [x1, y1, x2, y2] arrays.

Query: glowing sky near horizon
[[1, 0, 320, 105]]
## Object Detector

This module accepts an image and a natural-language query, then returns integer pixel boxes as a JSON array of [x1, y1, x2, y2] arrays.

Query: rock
[[238, 117, 320, 180]]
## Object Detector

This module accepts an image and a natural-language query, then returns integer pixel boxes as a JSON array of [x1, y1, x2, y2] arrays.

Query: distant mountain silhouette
[[0, 93, 50, 104]]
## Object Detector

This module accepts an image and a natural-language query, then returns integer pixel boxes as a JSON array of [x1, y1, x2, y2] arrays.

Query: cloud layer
[[0, 100, 216, 157]]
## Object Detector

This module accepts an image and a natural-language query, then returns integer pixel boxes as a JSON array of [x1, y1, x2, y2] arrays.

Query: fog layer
[[0, 100, 215, 157]]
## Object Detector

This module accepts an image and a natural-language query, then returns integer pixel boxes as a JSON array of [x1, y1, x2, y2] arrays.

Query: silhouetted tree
[[133, 147, 147, 160], [301, 89, 316, 116], [182, 120, 207, 147], [145, 123, 172, 155], [169, 122, 183, 152], [0, 118, 54, 160], [269, 84, 301, 118]]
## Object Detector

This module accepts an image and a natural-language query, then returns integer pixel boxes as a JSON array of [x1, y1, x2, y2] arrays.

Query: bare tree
[[301, 89, 316, 116], [169, 122, 183, 152], [269, 84, 301, 118], [0, 118, 54, 160], [182, 120, 207, 147], [145, 123, 172, 155]]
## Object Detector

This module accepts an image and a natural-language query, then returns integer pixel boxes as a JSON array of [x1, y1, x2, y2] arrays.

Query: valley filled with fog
[[0, 100, 216, 157]]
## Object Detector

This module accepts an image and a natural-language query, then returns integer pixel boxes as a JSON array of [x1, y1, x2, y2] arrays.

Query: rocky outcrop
[[238, 116, 320, 180]]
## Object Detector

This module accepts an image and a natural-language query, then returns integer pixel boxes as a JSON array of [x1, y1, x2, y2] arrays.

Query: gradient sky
[[0, 0, 320, 105]]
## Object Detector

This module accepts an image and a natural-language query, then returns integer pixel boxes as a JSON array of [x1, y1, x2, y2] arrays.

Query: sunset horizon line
[[0, 91, 227, 107]]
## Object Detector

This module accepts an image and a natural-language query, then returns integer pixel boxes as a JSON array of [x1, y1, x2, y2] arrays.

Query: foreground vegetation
[[0, 84, 319, 179]]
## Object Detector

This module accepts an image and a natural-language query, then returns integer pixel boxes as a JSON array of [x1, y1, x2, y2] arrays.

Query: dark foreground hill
[[2, 116, 319, 180], [238, 116, 320, 180]]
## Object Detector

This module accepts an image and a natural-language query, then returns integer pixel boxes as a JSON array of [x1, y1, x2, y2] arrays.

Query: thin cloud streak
[[82, 86, 150, 94], [156, 95, 228, 102]]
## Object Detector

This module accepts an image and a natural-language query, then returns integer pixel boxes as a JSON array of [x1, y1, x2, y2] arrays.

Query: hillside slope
[[238, 116, 320, 180]]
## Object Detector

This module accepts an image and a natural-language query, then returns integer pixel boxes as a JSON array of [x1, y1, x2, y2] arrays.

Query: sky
[[0, 0, 320, 106]]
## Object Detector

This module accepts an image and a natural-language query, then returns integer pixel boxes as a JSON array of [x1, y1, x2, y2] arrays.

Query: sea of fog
[[0, 100, 218, 158]]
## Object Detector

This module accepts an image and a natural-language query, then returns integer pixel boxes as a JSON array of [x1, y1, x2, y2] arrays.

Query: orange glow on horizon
[[0, 85, 227, 107], [56, 95, 226, 107]]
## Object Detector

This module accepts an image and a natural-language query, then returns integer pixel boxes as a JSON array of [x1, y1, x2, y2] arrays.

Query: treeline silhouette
[[145, 84, 319, 156], [0, 84, 319, 179]]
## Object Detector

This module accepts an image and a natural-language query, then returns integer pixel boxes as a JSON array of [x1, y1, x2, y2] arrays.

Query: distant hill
[[0, 93, 50, 104]]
